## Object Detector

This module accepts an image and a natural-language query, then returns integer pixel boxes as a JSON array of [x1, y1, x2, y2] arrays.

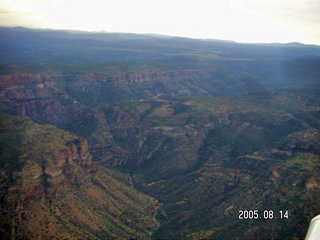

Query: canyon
[[1, 27, 320, 239]]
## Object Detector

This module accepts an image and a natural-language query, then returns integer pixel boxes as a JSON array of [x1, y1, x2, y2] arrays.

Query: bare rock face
[[61, 138, 91, 164], [0, 113, 158, 239], [0, 72, 72, 126], [76, 69, 207, 84], [7, 136, 93, 207], [0, 114, 88, 224], [1, 63, 320, 239]]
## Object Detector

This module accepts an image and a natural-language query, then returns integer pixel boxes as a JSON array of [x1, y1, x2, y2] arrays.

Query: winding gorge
[[0, 27, 320, 239]]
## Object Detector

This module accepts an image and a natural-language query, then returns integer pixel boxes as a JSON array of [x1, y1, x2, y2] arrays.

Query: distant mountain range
[[0, 27, 320, 239]]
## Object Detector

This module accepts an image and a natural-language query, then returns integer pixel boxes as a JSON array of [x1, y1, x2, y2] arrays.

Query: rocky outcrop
[[306, 176, 320, 189], [0, 113, 159, 239], [58, 138, 91, 165], [0, 72, 70, 126], [0, 72, 59, 100], [0, 72, 55, 87], [7, 138, 93, 208], [0, 69, 208, 92], [77, 69, 208, 84]]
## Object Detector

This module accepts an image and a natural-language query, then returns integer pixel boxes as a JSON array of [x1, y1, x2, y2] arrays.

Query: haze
[[1, 0, 320, 45]]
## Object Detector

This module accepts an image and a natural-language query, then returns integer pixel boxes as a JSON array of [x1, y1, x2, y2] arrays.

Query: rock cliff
[[77, 69, 208, 84], [1, 26, 320, 239], [0, 113, 158, 239]]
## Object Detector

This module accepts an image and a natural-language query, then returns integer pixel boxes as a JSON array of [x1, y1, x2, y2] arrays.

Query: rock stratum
[[1, 27, 320, 239], [0, 113, 158, 239]]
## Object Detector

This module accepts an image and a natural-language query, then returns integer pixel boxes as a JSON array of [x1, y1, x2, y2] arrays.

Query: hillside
[[0, 112, 158, 239], [0, 27, 320, 239]]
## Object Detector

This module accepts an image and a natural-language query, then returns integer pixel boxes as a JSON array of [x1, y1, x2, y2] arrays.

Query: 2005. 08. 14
[[238, 210, 289, 220]]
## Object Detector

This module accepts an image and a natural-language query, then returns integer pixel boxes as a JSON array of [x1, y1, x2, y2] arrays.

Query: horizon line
[[1, 25, 320, 47]]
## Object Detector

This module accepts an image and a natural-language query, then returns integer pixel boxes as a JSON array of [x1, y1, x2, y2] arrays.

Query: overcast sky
[[1, 0, 320, 45]]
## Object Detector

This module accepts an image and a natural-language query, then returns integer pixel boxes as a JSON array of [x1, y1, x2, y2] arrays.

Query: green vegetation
[[0, 112, 158, 239], [1, 27, 320, 239]]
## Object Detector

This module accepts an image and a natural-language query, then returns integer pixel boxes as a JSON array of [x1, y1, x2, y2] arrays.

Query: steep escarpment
[[1, 27, 320, 239], [0, 66, 268, 112], [0, 113, 158, 239], [0, 72, 77, 125], [0, 72, 112, 143], [77, 69, 207, 84], [67, 67, 268, 104], [0, 68, 267, 146], [1, 71, 320, 239]]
